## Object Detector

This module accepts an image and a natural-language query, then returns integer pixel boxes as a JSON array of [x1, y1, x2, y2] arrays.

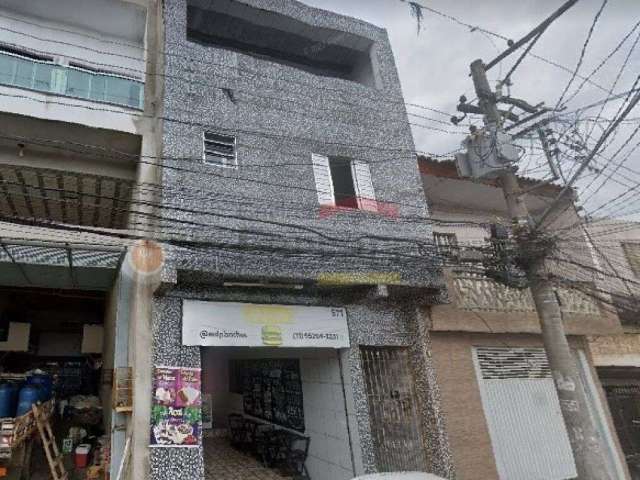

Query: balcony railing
[[451, 271, 601, 316], [0, 50, 143, 110]]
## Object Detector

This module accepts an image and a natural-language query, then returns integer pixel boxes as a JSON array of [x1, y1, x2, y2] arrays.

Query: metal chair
[[268, 430, 311, 479], [284, 433, 311, 479], [227, 414, 245, 448], [254, 424, 276, 465]]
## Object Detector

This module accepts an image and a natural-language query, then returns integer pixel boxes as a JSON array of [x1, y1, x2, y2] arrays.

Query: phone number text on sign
[[292, 332, 341, 341]]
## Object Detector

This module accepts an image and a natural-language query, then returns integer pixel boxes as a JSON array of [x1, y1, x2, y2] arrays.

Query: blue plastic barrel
[[9, 382, 19, 414], [27, 374, 52, 401], [0, 383, 14, 418], [16, 385, 40, 416]]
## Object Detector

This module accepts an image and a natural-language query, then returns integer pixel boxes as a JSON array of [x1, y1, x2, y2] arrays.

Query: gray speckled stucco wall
[[155, 0, 452, 478], [161, 0, 440, 287], [150, 294, 205, 480], [151, 285, 454, 479]]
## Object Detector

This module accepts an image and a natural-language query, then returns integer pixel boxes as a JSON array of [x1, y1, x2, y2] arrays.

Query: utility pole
[[470, 58, 612, 480]]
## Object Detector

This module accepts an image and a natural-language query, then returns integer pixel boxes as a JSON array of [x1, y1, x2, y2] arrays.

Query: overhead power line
[[0, 132, 441, 218], [554, 0, 609, 110], [0, 90, 463, 159], [537, 82, 640, 227], [562, 18, 640, 108], [399, 0, 611, 94], [485, 0, 579, 74]]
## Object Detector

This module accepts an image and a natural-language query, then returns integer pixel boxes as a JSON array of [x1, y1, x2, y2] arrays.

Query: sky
[[300, 0, 640, 220]]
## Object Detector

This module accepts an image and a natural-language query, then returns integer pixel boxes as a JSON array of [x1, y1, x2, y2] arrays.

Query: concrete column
[[127, 265, 158, 479], [409, 306, 455, 479], [125, 1, 164, 478], [126, 131, 162, 479]]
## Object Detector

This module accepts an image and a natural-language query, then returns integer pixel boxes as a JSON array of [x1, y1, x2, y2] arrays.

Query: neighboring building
[[419, 157, 630, 480], [0, 1, 162, 478], [149, 1, 452, 480], [586, 219, 640, 477]]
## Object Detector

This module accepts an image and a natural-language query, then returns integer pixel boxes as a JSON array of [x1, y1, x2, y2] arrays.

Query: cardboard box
[[81, 325, 103, 354]]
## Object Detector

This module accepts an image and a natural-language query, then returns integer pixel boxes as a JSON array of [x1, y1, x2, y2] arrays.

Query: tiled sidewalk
[[204, 436, 292, 480]]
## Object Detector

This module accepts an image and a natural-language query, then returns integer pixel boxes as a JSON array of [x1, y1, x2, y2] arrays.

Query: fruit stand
[[0, 399, 55, 479]]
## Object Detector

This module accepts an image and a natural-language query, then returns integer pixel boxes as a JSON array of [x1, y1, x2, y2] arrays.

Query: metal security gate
[[361, 346, 427, 472], [603, 384, 640, 479], [474, 347, 576, 480]]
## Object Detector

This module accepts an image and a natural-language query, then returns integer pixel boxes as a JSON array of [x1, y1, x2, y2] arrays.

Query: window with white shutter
[[312, 154, 377, 211], [351, 160, 377, 211], [311, 153, 335, 206]]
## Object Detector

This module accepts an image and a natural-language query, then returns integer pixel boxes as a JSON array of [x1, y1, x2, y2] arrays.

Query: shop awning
[[0, 238, 125, 290]]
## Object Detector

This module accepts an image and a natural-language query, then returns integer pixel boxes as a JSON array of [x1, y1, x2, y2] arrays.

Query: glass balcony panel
[[128, 82, 142, 109], [0, 54, 16, 85], [66, 68, 91, 99], [106, 75, 141, 108], [14, 58, 34, 89], [89, 75, 106, 102], [33, 63, 54, 91], [0, 51, 143, 109]]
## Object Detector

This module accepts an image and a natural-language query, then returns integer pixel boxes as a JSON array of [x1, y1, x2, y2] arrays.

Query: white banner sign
[[182, 301, 350, 348]]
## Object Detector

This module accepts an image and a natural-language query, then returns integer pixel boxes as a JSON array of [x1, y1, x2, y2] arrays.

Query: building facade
[[586, 219, 640, 477], [0, 0, 163, 478], [419, 157, 631, 480], [149, 1, 452, 480]]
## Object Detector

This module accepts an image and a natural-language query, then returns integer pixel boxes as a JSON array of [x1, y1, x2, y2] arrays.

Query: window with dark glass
[[186, 0, 377, 87]]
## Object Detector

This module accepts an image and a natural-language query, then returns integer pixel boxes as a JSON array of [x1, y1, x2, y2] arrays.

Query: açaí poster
[[150, 366, 202, 447]]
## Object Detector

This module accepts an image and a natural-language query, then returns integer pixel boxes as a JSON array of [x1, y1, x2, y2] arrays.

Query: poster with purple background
[[150, 366, 202, 447]]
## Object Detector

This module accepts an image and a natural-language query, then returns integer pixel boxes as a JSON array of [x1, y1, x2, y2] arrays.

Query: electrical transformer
[[455, 128, 520, 179]]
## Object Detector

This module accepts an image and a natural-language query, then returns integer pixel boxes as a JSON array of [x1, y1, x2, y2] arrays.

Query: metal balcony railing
[[0, 50, 144, 110]]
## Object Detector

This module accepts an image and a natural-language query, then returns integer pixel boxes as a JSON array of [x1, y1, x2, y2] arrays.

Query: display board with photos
[[150, 366, 202, 447], [241, 358, 304, 432]]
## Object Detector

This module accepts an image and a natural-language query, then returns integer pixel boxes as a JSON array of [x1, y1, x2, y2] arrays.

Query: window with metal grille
[[434, 232, 458, 258], [203, 132, 237, 167], [361, 346, 427, 472], [602, 384, 640, 459]]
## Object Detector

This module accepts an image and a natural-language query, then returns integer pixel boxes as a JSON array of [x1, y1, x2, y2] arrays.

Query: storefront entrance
[[161, 297, 444, 480], [201, 347, 354, 480], [0, 287, 109, 479], [204, 435, 292, 480], [176, 300, 358, 480]]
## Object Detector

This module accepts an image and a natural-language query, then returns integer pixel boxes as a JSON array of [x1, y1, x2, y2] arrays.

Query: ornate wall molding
[[452, 275, 600, 315]]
